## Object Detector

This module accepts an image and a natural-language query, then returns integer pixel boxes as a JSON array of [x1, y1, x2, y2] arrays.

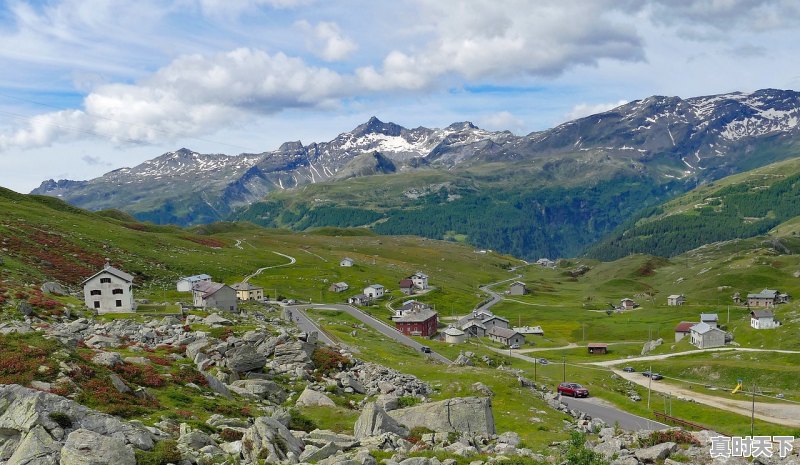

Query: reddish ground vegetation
[[181, 236, 226, 248]]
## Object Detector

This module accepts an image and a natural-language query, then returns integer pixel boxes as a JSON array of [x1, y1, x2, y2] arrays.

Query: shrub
[[134, 440, 182, 465], [288, 409, 317, 432], [407, 426, 435, 444], [639, 430, 700, 448], [220, 428, 244, 441], [311, 347, 351, 375], [562, 432, 610, 465], [113, 363, 166, 387], [397, 396, 420, 408], [48, 412, 72, 428]]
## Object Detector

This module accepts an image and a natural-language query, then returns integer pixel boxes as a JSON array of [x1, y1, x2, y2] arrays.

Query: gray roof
[[394, 308, 438, 323], [412, 271, 429, 279], [461, 321, 486, 330], [193, 281, 230, 298], [232, 282, 262, 291], [751, 309, 774, 319], [443, 326, 465, 336], [487, 326, 522, 339], [82, 264, 134, 285], [668, 294, 684, 299], [691, 322, 723, 335], [700, 313, 718, 321], [366, 284, 384, 290], [748, 289, 780, 299], [179, 274, 211, 283]]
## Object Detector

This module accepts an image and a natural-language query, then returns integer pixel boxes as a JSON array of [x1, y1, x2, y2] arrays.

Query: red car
[[557, 382, 589, 398]]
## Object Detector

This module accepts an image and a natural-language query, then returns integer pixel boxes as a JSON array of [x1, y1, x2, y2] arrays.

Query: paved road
[[243, 251, 296, 283], [591, 346, 800, 367], [285, 306, 338, 346], [287, 303, 451, 364], [559, 396, 668, 431], [476, 275, 521, 313]]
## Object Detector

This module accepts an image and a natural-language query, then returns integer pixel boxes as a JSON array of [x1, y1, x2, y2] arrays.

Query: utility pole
[[647, 365, 653, 410], [727, 306, 730, 324], [534, 357, 537, 382], [562, 355, 566, 382], [751, 383, 756, 436]]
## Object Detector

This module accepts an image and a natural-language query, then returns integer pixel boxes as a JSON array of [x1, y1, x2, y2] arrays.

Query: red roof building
[[394, 307, 438, 337]]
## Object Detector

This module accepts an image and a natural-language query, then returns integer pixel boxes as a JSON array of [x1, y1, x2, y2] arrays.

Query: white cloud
[[565, 100, 629, 121], [479, 111, 525, 132], [296, 20, 357, 61], [197, 0, 311, 16]]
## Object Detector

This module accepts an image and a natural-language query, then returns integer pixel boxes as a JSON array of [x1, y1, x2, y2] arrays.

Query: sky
[[2, 0, 800, 193]]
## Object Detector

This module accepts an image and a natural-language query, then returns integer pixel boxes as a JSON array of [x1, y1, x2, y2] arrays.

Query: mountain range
[[32, 88, 800, 259]]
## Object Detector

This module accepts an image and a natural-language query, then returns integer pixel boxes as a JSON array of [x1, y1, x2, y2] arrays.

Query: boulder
[[241, 417, 304, 464], [296, 387, 336, 407], [202, 372, 231, 398], [203, 314, 232, 326], [304, 430, 359, 450], [354, 403, 409, 439], [226, 345, 267, 373], [108, 374, 131, 394], [91, 352, 122, 367], [471, 382, 493, 397], [41, 282, 66, 296], [185, 340, 211, 360], [593, 438, 623, 459], [83, 335, 119, 349], [229, 379, 287, 403], [272, 340, 314, 371], [7, 425, 60, 465], [299, 441, 339, 463], [387, 397, 495, 435], [59, 429, 135, 465], [635, 442, 677, 463]]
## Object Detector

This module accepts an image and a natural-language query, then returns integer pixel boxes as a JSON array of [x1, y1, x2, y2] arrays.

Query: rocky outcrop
[[354, 403, 409, 439], [226, 344, 267, 373], [229, 379, 287, 403], [241, 417, 304, 464], [295, 387, 336, 407], [59, 429, 135, 465], [7, 425, 61, 465], [387, 397, 495, 435]]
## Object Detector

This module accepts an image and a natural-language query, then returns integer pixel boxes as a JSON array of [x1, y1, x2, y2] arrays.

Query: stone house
[[620, 298, 637, 310], [176, 274, 212, 292], [750, 309, 780, 329], [508, 281, 528, 296], [667, 294, 686, 306], [329, 282, 349, 293], [394, 307, 438, 337], [690, 322, 725, 349], [192, 282, 238, 312], [461, 321, 487, 337], [747, 289, 790, 307], [536, 258, 556, 268], [348, 294, 371, 306], [700, 313, 719, 328], [82, 263, 135, 313], [587, 343, 608, 354], [487, 327, 525, 347]]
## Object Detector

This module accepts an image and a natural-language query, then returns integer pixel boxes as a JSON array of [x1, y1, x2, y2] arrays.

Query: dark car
[[557, 382, 589, 398], [538, 358, 549, 365], [650, 373, 663, 380], [420, 346, 432, 354], [642, 371, 652, 378], [623, 367, 635, 373]]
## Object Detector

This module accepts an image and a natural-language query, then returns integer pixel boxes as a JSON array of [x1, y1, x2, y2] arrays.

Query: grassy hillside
[[587, 156, 800, 259]]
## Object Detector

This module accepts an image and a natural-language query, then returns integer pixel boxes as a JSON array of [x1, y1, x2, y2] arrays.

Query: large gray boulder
[[229, 379, 287, 403], [387, 397, 495, 435], [7, 425, 60, 465], [354, 403, 409, 439], [635, 442, 677, 463], [271, 340, 314, 372], [0, 384, 153, 450], [41, 282, 66, 296], [226, 345, 266, 373], [295, 387, 336, 407], [59, 429, 135, 465], [241, 417, 304, 464]]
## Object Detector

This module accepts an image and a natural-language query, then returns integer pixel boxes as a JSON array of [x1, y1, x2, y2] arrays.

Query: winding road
[[476, 275, 522, 313], [242, 251, 296, 283]]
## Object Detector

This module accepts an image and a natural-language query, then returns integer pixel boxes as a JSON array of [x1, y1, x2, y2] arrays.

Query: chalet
[[461, 320, 487, 337], [231, 282, 264, 301], [177, 274, 212, 292], [674, 321, 695, 342], [480, 314, 510, 329], [487, 327, 525, 347], [348, 294, 371, 306], [192, 282, 237, 312], [410, 272, 429, 290], [587, 343, 608, 355], [690, 322, 725, 349], [747, 289, 790, 307], [329, 282, 349, 293], [457, 309, 508, 330], [620, 298, 637, 310], [514, 325, 544, 336], [667, 294, 686, 306], [751, 309, 781, 329], [536, 258, 556, 268], [82, 263, 135, 313], [700, 313, 719, 328], [364, 284, 385, 299], [394, 307, 438, 337], [508, 281, 528, 296], [442, 326, 466, 344], [399, 279, 415, 295], [340, 258, 354, 267]]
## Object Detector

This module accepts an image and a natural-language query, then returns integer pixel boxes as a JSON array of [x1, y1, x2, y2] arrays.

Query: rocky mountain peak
[[446, 121, 479, 131], [351, 116, 405, 137]]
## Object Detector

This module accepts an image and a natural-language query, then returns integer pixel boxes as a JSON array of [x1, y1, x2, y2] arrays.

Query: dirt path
[[614, 369, 800, 427], [242, 251, 296, 283], [592, 347, 800, 367]]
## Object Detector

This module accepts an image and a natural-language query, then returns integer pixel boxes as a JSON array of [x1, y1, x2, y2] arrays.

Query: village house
[[176, 274, 212, 292], [340, 257, 354, 267], [231, 282, 264, 301], [457, 309, 509, 331], [690, 322, 726, 349], [700, 313, 719, 328], [667, 294, 686, 306], [514, 325, 545, 336], [347, 294, 371, 306], [487, 327, 525, 347], [398, 279, 415, 295], [750, 309, 781, 329], [82, 263, 135, 313], [508, 281, 528, 296], [587, 343, 608, 355], [192, 281, 238, 312], [461, 320, 487, 337], [364, 284, 385, 299], [747, 289, 790, 307], [394, 307, 438, 337], [328, 282, 349, 293], [620, 298, 638, 310], [536, 258, 556, 268], [392, 300, 430, 320], [674, 321, 695, 342], [409, 272, 429, 290], [442, 326, 466, 344]]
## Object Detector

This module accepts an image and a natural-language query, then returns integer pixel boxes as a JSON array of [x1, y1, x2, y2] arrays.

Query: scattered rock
[[388, 397, 495, 435], [296, 387, 336, 407], [354, 403, 409, 439], [59, 429, 136, 465]]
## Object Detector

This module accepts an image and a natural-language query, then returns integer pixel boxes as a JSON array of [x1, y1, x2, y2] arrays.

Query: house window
[[90, 289, 101, 296], [100, 278, 111, 284], [115, 300, 122, 307], [112, 289, 123, 295], [93, 301, 100, 309]]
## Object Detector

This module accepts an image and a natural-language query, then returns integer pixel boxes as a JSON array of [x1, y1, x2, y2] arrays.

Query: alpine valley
[[32, 88, 800, 259]]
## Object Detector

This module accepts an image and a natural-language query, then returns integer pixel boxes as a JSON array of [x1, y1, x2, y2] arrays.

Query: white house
[[231, 282, 264, 301], [364, 284, 385, 299], [442, 326, 466, 344], [340, 258, 354, 267], [192, 282, 238, 312], [690, 322, 726, 349], [176, 274, 212, 292], [348, 294, 371, 306], [82, 263, 135, 313], [667, 294, 686, 306], [620, 298, 637, 310], [410, 272, 429, 290], [750, 309, 781, 329]]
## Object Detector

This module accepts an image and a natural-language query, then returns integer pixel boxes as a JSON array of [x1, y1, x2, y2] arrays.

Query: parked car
[[623, 366, 635, 373], [650, 373, 663, 380], [420, 346, 432, 354], [510, 344, 520, 349], [538, 358, 549, 365], [557, 382, 589, 398], [642, 371, 652, 378]]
